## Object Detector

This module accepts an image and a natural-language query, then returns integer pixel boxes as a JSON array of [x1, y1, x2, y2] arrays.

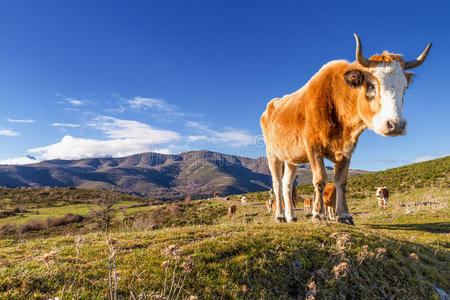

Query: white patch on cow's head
[[376, 187, 383, 197], [370, 61, 408, 136]]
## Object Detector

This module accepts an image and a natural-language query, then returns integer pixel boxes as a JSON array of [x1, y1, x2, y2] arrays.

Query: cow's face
[[376, 187, 383, 197], [369, 61, 409, 136], [350, 34, 431, 136], [345, 61, 411, 136]]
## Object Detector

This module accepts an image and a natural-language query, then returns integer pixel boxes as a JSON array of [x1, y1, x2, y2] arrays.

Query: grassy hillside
[[0, 186, 152, 209], [232, 155, 450, 203], [0, 157, 448, 299]]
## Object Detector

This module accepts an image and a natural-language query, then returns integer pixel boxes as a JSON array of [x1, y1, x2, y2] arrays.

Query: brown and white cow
[[376, 187, 389, 209], [266, 188, 274, 212], [260, 34, 431, 225], [271, 184, 299, 215], [323, 183, 336, 220], [228, 204, 237, 217], [303, 198, 312, 214]]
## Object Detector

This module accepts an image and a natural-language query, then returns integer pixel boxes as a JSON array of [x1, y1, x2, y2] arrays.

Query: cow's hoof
[[287, 217, 297, 223], [311, 215, 321, 223], [276, 217, 287, 223], [337, 215, 355, 225]]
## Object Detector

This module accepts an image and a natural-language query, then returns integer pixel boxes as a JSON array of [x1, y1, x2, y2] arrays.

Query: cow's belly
[[267, 142, 309, 165]]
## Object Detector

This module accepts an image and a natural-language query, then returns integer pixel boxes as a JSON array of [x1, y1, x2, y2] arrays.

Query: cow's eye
[[365, 81, 376, 100]]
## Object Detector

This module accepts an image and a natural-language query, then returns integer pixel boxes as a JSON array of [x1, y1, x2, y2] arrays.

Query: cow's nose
[[386, 119, 406, 135]]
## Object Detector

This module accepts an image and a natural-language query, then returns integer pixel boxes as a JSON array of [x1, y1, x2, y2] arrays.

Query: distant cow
[[260, 34, 431, 225], [266, 189, 274, 213], [214, 192, 220, 198], [323, 183, 336, 220], [271, 186, 299, 215], [304, 198, 312, 214], [376, 187, 389, 209], [241, 196, 247, 205], [228, 204, 237, 217]]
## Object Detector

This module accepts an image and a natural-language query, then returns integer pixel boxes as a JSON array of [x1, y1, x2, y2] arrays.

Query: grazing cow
[[228, 204, 237, 217], [241, 196, 247, 205], [376, 187, 389, 209], [260, 34, 431, 224], [323, 183, 336, 220], [303, 198, 312, 214]]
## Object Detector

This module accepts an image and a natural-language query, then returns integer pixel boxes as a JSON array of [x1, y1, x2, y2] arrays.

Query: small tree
[[90, 190, 121, 232]]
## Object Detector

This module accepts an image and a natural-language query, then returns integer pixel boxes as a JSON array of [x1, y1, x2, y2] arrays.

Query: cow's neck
[[331, 93, 367, 161]]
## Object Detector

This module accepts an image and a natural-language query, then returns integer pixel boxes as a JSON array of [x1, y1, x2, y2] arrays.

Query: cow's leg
[[309, 154, 327, 222], [282, 162, 297, 222], [267, 153, 285, 222], [334, 157, 354, 225]]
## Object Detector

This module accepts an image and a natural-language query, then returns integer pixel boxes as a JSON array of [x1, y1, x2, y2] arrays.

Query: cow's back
[[260, 60, 354, 164]]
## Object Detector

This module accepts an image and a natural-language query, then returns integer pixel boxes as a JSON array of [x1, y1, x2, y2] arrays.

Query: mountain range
[[0, 151, 368, 200]]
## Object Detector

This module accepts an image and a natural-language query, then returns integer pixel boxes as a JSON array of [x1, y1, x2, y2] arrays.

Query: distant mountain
[[0, 151, 368, 200]]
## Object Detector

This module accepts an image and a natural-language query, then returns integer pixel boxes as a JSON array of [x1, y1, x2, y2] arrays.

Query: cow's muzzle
[[385, 119, 407, 136]]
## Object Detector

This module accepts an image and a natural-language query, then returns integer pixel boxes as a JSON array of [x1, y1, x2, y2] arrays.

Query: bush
[[0, 206, 29, 218], [0, 224, 16, 235], [2, 213, 85, 236], [18, 219, 46, 233], [46, 213, 84, 227]]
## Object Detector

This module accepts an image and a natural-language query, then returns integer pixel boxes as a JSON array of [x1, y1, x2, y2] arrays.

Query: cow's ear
[[405, 72, 414, 85], [344, 70, 364, 88]]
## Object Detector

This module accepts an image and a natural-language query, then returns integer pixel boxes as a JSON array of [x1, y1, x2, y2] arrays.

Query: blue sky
[[0, 1, 448, 171]]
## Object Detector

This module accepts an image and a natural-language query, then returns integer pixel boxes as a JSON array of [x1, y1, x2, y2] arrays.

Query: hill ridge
[[0, 150, 367, 200]]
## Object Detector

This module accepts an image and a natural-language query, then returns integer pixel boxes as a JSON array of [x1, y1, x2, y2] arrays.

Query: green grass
[[0, 185, 448, 299], [0, 200, 142, 226], [0, 186, 153, 209], [0, 157, 448, 299]]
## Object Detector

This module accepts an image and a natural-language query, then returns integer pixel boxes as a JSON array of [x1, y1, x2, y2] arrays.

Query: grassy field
[[0, 157, 448, 299]]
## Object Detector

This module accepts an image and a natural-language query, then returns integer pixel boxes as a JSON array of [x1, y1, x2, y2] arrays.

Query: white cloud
[[90, 116, 180, 142], [7, 118, 35, 123], [29, 116, 180, 160], [185, 121, 256, 146], [0, 156, 39, 165], [66, 98, 84, 106], [0, 130, 20, 136], [413, 154, 448, 163], [52, 123, 81, 128], [56, 94, 88, 107], [187, 135, 208, 142], [128, 97, 172, 111], [126, 97, 185, 118]]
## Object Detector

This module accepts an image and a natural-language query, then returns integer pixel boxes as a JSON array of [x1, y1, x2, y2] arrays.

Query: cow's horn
[[404, 43, 432, 70], [354, 33, 371, 68]]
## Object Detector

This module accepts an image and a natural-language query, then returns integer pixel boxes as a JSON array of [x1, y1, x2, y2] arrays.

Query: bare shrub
[[160, 245, 195, 299], [90, 190, 121, 232], [332, 261, 349, 279]]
